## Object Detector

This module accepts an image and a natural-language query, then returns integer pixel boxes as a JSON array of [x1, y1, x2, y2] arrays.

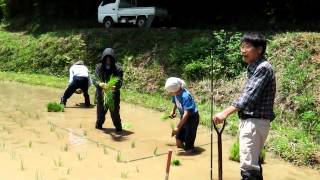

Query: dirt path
[[0, 81, 319, 180]]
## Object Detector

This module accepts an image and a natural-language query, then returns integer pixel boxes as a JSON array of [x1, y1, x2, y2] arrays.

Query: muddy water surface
[[0, 81, 319, 180]]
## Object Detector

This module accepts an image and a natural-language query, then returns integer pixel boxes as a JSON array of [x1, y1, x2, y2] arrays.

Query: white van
[[98, 0, 168, 28]]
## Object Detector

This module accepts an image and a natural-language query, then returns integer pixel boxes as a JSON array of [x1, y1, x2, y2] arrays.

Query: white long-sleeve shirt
[[69, 65, 92, 85]]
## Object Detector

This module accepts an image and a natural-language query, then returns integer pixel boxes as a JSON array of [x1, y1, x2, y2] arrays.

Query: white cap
[[165, 77, 186, 93]]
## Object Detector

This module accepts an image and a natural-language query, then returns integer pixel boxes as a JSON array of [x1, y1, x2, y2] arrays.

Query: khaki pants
[[239, 118, 270, 171]]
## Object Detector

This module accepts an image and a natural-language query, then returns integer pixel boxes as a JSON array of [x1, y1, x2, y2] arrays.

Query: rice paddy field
[[0, 80, 319, 180]]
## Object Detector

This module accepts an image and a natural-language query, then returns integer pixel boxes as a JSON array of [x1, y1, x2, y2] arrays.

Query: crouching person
[[60, 60, 91, 107], [165, 77, 199, 154], [93, 48, 123, 132]]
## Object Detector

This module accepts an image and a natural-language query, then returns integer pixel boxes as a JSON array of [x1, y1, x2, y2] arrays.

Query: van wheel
[[104, 17, 114, 28], [136, 16, 146, 28]]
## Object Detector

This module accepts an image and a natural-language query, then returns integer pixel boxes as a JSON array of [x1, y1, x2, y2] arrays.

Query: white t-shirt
[[69, 65, 91, 84]]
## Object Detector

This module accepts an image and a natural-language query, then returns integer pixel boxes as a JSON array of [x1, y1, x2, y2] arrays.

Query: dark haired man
[[212, 32, 276, 180]]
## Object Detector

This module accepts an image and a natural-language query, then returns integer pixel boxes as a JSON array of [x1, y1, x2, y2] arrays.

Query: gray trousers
[[239, 118, 270, 172]]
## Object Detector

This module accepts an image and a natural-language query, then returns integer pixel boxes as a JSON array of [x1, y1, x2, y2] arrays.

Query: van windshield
[[101, 0, 116, 6]]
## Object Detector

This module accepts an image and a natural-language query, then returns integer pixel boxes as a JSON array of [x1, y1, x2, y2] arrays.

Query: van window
[[119, 0, 135, 8], [101, 0, 116, 6]]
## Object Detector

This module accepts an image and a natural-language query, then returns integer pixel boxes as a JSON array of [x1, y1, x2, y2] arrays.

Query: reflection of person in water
[[60, 61, 91, 107]]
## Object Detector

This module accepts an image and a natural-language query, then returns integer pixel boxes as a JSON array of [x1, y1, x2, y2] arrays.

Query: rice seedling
[[55, 132, 64, 139], [160, 113, 170, 121], [103, 146, 108, 155], [62, 144, 69, 152], [122, 122, 132, 131], [28, 140, 32, 148], [19, 121, 24, 128], [10, 151, 16, 160], [121, 171, 129, 178], [79, 123, 83, 129], [35, 113, 40, 120], [96, 142, 101, 148], [131, 141, 136, 149], [20, 158, 25, 171], [2, 125, 11, 134], [48, 121, 56, 132], [98, 161, 103, 168], [35, 170, 45, 180], [136, 166, 140, 173], [50, 125, 55, 132], [77, 152, 87, 161], [116, 151, 122, 162], [53, 156, 64, 167], [171, 159, 181, 166], [96, 75, 119, 111], [47, 102, 64, 112], [170, 122, 176, 130], [66, 168, 71, 175], [77, 153, 82, 161], [0, 141, 5, 151], [153, 147, 158, 156], [83, 130, 87, 136]]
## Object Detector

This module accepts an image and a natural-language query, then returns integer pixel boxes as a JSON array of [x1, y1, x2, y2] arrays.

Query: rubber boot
[[241, 170, 262, 180]]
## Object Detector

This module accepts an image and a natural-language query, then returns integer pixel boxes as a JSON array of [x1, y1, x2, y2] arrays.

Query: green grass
[[229, 139, 266, 163], [47, 102, 64, 112], [267, 121, 318, 166], [0, 71, 66, 88]]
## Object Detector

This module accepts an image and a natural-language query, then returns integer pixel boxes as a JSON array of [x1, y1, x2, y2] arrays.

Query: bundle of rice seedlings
[[97, 75, 119, 110], [47, 102, 64, 112]]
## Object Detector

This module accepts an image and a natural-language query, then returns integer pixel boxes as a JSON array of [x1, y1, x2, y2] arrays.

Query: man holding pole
[[212, 32, 276, 180]]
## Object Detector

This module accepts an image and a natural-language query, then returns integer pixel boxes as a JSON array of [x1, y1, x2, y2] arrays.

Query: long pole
[[211, 49, 226, 180], [210, 49, 214, 180]]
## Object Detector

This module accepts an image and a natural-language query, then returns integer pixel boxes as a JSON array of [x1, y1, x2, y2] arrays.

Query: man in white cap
[[165, 77, 199, 154]]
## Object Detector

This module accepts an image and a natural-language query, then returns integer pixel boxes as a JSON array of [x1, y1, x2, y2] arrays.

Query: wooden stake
[[165, 149, 173, 180]]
